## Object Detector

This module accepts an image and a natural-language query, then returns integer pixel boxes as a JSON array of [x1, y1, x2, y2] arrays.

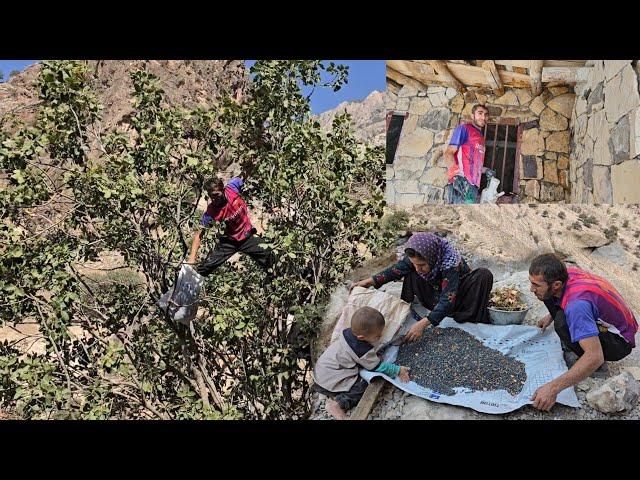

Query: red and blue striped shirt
[[446, 123, 486, 187], [200, 177, 254, 242]]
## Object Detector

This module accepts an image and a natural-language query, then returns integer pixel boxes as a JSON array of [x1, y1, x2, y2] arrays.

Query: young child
[[313, 306, 410, 420]]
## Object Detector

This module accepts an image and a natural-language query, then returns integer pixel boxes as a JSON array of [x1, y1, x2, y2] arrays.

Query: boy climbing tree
[[187, 162, 274, 276], [187, 114, 275, 277]]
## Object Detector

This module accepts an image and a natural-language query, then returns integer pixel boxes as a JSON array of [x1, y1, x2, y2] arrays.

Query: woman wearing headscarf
[[351, 232, 494, 342]]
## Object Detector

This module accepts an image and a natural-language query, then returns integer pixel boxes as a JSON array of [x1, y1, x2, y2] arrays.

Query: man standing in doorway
[[443, 104, 489, 204]]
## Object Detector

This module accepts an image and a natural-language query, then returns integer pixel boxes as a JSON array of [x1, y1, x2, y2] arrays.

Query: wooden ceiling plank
[[495, 60, 532, 69], [482, 60, 504, 96], [542, 66, 592, 83], [386, 60, 414, 78], [544, 60, 588, 68], [428, 60, 466, 92], [443, 63, 489, 87], [387, 60, 440, 85], [386, 66, 429, 92]]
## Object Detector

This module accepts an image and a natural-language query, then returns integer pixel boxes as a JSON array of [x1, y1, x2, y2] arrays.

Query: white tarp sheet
[[360, 316, 580, 414]]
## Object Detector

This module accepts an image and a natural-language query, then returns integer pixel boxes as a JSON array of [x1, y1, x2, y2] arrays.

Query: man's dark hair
[[472, 104, 489, 115], [529, 253, 568, 285], [204, 178, 224, 194]]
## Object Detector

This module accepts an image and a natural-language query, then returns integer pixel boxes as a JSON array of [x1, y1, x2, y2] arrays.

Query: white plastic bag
[[158, 264, 205, 324], [480, 177, 505, 203]]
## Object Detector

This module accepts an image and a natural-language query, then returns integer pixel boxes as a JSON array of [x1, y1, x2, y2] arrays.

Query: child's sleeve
[[356, 349, 384, 371], [374, 362, 401, 378]]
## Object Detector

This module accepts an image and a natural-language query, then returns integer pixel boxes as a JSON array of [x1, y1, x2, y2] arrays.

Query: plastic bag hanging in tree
[[158, 264, 205, 324]]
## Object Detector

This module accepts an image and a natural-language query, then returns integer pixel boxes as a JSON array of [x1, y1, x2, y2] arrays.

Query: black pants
[[196, 234, 274, 277], [313, 377, 368, 411], [552, 309, 632, 361], [400, 268, 493, 324]]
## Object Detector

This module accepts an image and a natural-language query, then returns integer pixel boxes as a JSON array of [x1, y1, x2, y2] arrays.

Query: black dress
[[372, 256, 493, 325]]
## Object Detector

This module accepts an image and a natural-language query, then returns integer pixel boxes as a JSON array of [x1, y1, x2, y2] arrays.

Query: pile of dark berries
[[396, 327, 527, 396]]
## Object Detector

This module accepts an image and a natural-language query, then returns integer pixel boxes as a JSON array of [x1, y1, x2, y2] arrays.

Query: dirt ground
[[311, 203, 640, 420]]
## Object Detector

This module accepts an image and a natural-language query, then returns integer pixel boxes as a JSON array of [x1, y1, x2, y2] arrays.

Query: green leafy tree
[[0, 60, 385, 419]]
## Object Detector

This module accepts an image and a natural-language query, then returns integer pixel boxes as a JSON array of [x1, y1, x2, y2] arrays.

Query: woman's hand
[[349, 277, 374, 292], [405, 318, 431, 342]]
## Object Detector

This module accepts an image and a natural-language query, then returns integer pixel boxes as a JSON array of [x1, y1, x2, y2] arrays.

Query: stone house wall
[[386, 84, 575, 207], [569, 60, 640, 204]]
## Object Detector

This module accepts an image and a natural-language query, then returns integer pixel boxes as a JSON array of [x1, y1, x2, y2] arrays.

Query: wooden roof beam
[[427, 60, 465, 92], [544, 60, 588, 68], [495, 60, 535, 69], [387, 79, 401, 95], [530, 60, 544, 96], [445, 62, 532, 88], [542, 66, 592, 83], [482, 60, 504, 96], [388, 60, 440, 85], [386, 66, 429, 93]]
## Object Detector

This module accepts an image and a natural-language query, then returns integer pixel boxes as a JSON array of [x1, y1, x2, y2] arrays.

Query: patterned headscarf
[[404, 232, 461, 282]]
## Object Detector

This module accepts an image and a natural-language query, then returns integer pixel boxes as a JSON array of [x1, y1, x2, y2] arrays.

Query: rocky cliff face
[[316, 90, 386, 147], [0, 60, 247, 130], [2, 60, 384, 147]]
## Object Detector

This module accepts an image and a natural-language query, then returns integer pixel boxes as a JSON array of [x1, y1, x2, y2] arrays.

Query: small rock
[[577, 381, 591, 392], [586, 371, 640, 413], [624, 367, 640, 381], [382, 408, 397, 420], [591, 242, 631, 268]]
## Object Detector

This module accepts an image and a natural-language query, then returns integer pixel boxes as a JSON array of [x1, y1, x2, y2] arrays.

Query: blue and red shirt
[[447, 123, 486, 187], [200, 177, 253, 242], [552, 267, 638, 346]]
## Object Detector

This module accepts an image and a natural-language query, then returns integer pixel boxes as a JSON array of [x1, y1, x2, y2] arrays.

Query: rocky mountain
[[0, 60, 247, 130], [316, 90, 386, 147], [1, 61, 386, 149]]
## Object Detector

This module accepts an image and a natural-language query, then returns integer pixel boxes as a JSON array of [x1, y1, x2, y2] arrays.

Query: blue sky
[[0, 60, 37, 81], [1, 60, 385, 114], [245, 60, 384, 114]]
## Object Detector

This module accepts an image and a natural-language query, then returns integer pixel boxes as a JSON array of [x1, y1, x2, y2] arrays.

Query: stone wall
[[569, 60, 640, 204], [386, 84, 575, 207]]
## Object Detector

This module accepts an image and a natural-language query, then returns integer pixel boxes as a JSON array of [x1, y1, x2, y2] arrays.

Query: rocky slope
[[2, 61, 385, 147], [317, 90, 386, 147], [0, 60, 247, 131]]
